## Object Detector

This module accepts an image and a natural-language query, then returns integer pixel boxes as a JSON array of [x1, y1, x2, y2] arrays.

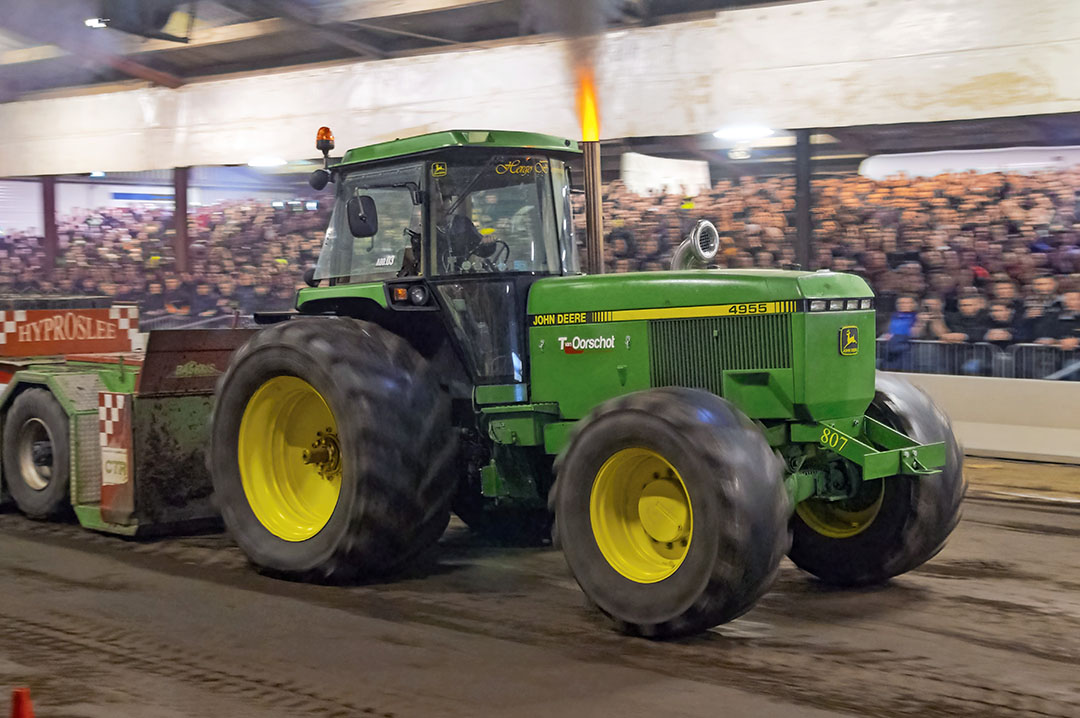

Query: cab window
[[428, 155, 561, 276], [314, 163, 423, 283]]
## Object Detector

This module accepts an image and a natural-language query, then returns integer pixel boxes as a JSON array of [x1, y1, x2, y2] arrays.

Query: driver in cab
[[431, 187, 498, 273]]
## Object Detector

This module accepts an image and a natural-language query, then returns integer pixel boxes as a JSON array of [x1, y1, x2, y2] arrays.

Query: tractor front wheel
[[552, 388, 790, 638], [211, 318, 458, 582], [788, 373, 966, 585]]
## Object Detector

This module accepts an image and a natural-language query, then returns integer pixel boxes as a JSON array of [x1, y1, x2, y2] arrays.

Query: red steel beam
[[41, 176, 57, 279], [100, 54, 184, 89], [174, 167, 190, 272]]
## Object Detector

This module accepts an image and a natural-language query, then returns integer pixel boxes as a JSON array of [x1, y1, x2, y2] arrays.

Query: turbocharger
[[669, 219, 720, 270]]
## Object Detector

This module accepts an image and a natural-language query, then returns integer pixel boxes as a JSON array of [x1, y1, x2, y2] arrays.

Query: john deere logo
[[840, 326, 859, 356], [431, 162, 447, 177]]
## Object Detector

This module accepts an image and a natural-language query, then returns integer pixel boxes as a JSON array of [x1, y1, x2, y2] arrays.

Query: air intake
[[649, 314, 793, 395]]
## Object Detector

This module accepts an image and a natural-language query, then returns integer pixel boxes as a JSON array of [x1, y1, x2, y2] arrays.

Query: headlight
[[810, 300, 826, 312], [846, 299, 860, 310], [861, 299, 873, 310], [408, 285, 429, 306], [829, 300, 845, 311]]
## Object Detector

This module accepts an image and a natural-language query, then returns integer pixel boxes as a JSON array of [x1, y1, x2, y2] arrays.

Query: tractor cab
[[304, 130, 582, 383]]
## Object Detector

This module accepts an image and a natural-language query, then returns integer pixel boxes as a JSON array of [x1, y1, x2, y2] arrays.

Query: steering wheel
[[438, 215, 511, 272]]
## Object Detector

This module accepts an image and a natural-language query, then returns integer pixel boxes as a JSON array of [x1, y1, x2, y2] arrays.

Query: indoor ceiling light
[[89, 170, 105, 178], [248, 157, 288, 168], [713, 125, 775, 142], [84, 18, 109, 29]]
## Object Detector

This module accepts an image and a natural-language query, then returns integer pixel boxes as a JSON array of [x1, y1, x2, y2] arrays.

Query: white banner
[[2, 0, 1080, 176]]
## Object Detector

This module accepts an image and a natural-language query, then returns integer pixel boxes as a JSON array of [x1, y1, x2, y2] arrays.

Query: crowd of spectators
[[2, 168, 1080, 366], [0, 201, 329, 323], [578, 169, 1080, 370]]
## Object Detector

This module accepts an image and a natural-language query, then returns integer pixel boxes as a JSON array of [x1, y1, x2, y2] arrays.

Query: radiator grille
[[649, 314, 793, 394]]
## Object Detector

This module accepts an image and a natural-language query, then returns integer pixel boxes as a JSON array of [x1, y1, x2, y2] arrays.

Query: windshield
[[314, 163, 423, 282], [428, 155, 566, 276]]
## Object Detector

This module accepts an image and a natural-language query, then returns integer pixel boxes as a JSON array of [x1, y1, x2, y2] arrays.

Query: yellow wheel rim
[[238, 376, 342, 542], [590, 448, 693, 584], [796, 478, 885, 539]]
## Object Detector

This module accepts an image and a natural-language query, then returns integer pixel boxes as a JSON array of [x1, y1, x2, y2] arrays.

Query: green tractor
[[210, 129, 964, 638]]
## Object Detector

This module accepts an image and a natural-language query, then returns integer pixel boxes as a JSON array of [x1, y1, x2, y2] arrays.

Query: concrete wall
[[3, 0, 1080, 175], [885, 372, 1080, 465], [0, 180, 42, 234]]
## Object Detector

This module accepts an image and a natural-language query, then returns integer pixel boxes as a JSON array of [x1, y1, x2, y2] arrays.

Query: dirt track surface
[[0, 497, 1078, 718]]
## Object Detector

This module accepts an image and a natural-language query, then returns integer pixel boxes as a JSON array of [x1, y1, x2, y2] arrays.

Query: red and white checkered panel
[[98, 392, 128, 448], [109, 305, 145, 352], [0, 310, 27, 345], [98, 391, 133, 494]]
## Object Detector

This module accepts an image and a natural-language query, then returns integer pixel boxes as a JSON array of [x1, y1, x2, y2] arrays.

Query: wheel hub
[[638, 479, 689, 544], [17, 418, 54, 491], [303, 428, 341, 480], [589, 448, 694, 584]]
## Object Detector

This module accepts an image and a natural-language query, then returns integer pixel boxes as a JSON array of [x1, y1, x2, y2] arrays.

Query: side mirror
[[309, 169, 331, 191], [346, 195, 378, 238]]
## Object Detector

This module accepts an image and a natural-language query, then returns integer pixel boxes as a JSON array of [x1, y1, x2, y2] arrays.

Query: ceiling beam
[[346, 21, 459, 45], [0, 0, 185, 89], [819, 128, 870, 154], [99, 53, 184, 88], [217, 0, 388, 59], [319, 0, 504, 24], [0, 18, 291, 67]]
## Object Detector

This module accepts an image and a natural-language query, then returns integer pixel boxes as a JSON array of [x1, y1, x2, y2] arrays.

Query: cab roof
[[336, 129, 580, 167]]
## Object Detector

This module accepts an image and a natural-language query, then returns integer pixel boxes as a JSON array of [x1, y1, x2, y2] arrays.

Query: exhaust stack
[[583, 140, 604, 274]]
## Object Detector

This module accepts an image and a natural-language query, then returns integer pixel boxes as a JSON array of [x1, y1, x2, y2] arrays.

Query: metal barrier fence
[[139, 313, 257, 331], [876, 339, 1080, 380]]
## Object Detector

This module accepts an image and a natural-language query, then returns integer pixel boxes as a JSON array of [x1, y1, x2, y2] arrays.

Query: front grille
[[75, 412, 102, 505], [649, 314, 793, 395]]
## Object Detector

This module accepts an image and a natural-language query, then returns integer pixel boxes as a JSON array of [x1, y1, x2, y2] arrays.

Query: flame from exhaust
[[575, 64, 600, 142]]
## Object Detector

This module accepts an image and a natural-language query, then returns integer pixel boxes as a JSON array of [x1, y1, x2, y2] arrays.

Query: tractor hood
[[527, 270, 872, 315]]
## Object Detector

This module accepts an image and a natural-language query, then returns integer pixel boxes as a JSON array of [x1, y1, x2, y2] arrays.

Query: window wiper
[[355, 181, 424, 205], [443, 157, 498, 216]]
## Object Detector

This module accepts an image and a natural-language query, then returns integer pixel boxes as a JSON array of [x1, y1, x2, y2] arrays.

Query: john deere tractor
[[210, 129, 964, 638]]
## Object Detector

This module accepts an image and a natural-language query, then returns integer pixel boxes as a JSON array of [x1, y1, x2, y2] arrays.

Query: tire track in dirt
[[0, 611, 394, 718], [1, 504, 1078, 718]]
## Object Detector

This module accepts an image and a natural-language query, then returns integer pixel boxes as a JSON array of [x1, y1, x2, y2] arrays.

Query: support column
[[41, 176, 57, 279], [794, 129, 812, 269], [173, 166, 190, 272]]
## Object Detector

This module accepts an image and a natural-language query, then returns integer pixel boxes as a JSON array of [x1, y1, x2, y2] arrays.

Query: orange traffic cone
[[10, 687, 34, 718]]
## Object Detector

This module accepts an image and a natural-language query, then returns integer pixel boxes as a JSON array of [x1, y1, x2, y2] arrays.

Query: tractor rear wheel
[[3, 388, 70, 520], [552, 388, 790, 638], [788, 374, 965, 585], [210, 318, 458, 582]]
